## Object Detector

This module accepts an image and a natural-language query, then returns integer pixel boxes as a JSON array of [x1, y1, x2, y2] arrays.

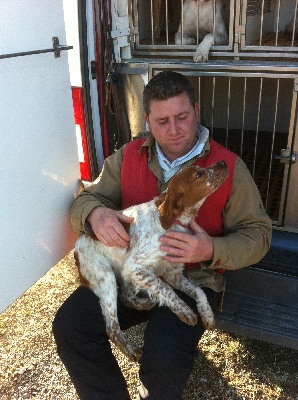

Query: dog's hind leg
[[162, 271, 215, 330], [88, 273, 143, 362], [76, 249, 143, 361]]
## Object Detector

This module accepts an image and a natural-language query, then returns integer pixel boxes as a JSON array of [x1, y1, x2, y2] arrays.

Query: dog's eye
[[196, 171, 203, 178]]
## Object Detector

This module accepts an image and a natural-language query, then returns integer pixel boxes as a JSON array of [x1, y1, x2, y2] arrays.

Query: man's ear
[[144, 114, 150, 130], [195, 102, 199, 123]]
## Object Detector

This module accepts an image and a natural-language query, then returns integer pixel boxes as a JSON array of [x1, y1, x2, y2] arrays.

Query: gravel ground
[[0, 250, 297, 400]]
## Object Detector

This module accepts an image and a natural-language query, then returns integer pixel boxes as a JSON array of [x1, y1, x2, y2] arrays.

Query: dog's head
[[155, 160, 228, 230]]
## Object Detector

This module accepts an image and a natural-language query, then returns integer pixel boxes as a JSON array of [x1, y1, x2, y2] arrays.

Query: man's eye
[[159, 120, 167, 126]]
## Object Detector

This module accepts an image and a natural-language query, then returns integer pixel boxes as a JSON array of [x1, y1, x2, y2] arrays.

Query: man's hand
[[159, 218, 214, 263], [87, 207, 134, 247]]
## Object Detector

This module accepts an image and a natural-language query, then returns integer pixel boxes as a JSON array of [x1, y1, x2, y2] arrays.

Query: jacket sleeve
[[70, 146, 125, 235], [207, 156, 272, 270]]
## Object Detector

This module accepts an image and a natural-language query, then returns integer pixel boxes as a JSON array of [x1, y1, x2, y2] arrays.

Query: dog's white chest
[[184, 0, 215, 32]]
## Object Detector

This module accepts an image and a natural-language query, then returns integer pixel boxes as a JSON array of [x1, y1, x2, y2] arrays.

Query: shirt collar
[[139, 127, 210, 182]]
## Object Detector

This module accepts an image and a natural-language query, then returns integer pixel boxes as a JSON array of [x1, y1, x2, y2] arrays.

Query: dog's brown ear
[[155, 192, 166, 209], [157, 192, 182, 230]]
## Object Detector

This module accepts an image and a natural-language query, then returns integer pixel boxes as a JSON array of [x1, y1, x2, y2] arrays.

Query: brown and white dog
[[75, 161, 228, 361], [175, 0, 229, 62]]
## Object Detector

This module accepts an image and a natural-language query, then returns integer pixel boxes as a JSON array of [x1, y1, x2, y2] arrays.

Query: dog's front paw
[[174, 303, 198, 326], [193, 33, 213, 63], [193, 46, 209, 63], [198, 304, 215, 330], [201, 314, 215, 330]]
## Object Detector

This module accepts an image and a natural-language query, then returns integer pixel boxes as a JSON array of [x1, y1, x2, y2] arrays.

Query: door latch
[[91, 61, 97, 79], [274, 147, 297, 164]]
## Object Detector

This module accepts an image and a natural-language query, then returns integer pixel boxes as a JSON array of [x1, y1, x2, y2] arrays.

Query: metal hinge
[[274, 148, 297, 164], [127, 33, 136, 44], [110, 28, 130, 39], [110, 27, 135, 43], [128, 26, 138, 44]]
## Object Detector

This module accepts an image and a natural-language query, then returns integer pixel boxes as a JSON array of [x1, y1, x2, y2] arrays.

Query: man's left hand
[[159, 218, 214, 263]]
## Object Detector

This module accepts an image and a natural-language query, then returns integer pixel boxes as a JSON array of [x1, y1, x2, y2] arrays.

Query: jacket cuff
[[207, 236, 227, 270], [82, 204, 105, 234]]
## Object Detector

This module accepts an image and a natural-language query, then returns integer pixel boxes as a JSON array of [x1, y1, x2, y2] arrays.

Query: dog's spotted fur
[[75, 161, 228, 361]]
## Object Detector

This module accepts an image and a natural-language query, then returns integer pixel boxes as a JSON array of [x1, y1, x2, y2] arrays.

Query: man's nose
[[168, 119, 179, 135]]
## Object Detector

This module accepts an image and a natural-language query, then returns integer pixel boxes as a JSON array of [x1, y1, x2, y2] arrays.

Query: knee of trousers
[[140, 336, 198, 372], [138, 291, 205, 374]]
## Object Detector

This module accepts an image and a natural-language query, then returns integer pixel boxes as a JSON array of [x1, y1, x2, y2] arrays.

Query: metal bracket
[[52, 37, 72, 58], [0, 36, 72, 60]]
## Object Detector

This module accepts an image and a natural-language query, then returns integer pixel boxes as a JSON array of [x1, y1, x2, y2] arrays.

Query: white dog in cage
[[175, 0, 229, 62]]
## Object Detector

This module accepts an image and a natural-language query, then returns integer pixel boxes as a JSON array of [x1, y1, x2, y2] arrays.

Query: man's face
[[145, 93, 199, 162]]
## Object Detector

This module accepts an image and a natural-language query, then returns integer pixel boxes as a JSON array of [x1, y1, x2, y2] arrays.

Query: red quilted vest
[[121, 138, 237, 271]]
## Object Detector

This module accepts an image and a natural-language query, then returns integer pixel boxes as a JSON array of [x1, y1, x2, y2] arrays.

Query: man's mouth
[[170, 137, 184, 145]]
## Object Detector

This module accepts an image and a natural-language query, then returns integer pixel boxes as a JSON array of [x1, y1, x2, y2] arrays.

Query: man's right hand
[[87, 207, 134, 247]]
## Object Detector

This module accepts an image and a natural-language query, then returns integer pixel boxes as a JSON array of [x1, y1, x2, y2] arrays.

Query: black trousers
[[53, 285, 215, 400]]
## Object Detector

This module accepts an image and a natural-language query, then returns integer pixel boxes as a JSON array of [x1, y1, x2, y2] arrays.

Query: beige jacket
[[71, 135, 272, 294]]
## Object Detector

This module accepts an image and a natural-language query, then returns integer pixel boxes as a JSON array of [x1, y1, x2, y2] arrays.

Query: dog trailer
[[78, 0, 298, 350]]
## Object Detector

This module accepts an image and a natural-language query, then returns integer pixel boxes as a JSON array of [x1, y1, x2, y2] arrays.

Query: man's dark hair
[[143, 71, 197, 115]]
